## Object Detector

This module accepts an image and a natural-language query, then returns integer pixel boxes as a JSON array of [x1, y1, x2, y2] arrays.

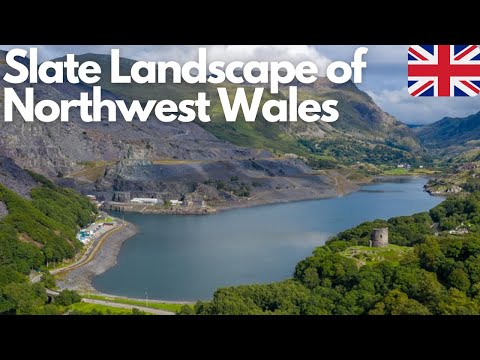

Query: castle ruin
[[370, 227, 389, 247]]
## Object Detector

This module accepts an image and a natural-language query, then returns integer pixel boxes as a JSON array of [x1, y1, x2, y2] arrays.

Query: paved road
[[51, 225, 125, 275], [82, 298, 175, 315], [46, 289, 175, 315], [32, 224, 124, 283]]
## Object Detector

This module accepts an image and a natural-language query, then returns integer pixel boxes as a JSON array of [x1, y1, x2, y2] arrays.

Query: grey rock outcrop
[[0, 201, 8, 220], [0, 156, 37, 198]]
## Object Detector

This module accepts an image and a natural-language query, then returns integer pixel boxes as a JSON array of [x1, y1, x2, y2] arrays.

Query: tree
[[41, 272, 56, 289], [55, 289, 82, 306], [447, 268, 471, 292], [371, 289, 430, 315], [0, 266, 25, 288], [304, 286, 342, 315], [465, 255, 480, 284], [131, 308, 146, 315], [42, 304, 62, 315], [416, 237, 444, 272], [394, 266, 444, 307], [1, 282, 47, 314], [438, 288, 480, 315], [178, 305, 195, 315], [302, 267, 320, 289]]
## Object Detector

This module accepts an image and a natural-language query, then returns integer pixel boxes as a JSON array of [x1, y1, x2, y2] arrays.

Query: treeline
[[0, 172, 97, 314], [188, 194, 480, 315], [298, 138, 427, 167], [204, 177, 252, 197]]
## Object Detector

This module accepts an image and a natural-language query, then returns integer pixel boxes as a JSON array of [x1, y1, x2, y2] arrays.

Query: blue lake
[[94, 177, 444, 301]]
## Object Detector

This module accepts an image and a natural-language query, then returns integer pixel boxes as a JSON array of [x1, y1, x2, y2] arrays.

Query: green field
[[382, 167, 436, 176], [82, 294, 186, 313], [382, 168, 410, 175], [68, 302, 139, 315], [339, 244, 413, 266], [95, 216, 114, 224]]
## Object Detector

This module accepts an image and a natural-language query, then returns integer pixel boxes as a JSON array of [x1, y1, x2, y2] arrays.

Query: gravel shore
[[56, 222, 137, 293]]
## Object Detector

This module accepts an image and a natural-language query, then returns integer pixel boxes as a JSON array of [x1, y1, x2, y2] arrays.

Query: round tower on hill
[[370, 227, 389, 247]]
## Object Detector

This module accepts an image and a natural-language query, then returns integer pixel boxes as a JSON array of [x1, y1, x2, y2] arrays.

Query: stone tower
[[370, 227, 389, 247]]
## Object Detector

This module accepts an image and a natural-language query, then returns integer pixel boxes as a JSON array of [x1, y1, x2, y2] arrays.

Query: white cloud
[[368, 87, 480, 124], [315, 45, 409, 66], [205, 45, 331, 75]]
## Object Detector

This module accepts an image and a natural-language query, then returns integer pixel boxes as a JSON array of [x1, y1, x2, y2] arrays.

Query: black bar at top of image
[[2, 7, 476, 44]]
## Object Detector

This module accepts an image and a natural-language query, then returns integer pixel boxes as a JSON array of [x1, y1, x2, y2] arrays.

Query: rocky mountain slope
[[0, 51, 266, 176], [0, 50, 422, 206], [0, 51, 340, 204], [0, 156, 38, 199], [67, 53, 422, 155], [0, 156, 38, 220]]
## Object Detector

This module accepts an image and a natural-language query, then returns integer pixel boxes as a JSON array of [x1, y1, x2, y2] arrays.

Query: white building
[[170, 200, 183, 206], [131, 198, 159, 205]]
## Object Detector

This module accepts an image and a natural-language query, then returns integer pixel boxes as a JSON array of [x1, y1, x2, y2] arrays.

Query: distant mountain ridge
[[417, 111, 480, 154], [62, 53, 422, 155]]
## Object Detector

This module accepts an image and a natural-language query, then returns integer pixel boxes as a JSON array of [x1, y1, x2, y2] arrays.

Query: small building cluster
[[78, 229, 94, 243], [131, 198, 159, 205], [127, 197, 206, 208], [77, 224, 104, 244], [448, 224, 469, 235], [76, 214, 117, 245]]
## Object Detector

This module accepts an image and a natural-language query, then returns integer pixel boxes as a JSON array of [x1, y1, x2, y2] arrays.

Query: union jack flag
[[408, 45, 480, 97]]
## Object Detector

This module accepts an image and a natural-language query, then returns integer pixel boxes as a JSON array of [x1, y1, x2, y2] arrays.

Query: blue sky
[[2, 45, 480, 124]]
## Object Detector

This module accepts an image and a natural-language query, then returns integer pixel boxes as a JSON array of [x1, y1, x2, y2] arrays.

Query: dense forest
[[187, 194, 480, 315], [0, 173, 97, 314]]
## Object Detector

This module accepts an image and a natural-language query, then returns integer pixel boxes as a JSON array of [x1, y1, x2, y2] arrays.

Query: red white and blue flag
[[408, 45, 480, 97]]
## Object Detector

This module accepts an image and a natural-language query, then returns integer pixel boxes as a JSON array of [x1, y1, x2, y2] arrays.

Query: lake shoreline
[[58, 178, 363, 295], [102, 171, 369, 215], [61, 176, 437, 300], [216, 176, 437, 211], [56, 221, 138, 294], [101, 175, 432, 215]]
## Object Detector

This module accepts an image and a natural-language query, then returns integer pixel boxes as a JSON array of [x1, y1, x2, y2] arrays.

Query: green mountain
[[0, 159, 97, 273], [417, 111, 480, 154], [0, 157, 97, 314]]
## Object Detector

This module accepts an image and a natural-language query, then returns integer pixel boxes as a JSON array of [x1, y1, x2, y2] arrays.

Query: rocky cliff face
[[0, 156, 38, 198], [0, 51, 267, 177], [0, 50, 387, 205], [99, 156, 339, 206]]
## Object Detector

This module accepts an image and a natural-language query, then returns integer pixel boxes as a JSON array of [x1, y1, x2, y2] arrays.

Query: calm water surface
[[94, 177, 443, 300]]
